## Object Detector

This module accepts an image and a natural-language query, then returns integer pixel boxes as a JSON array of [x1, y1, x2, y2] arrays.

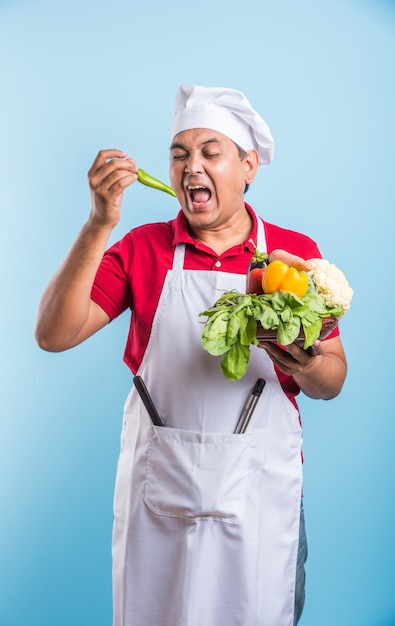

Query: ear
[[244, 150, 260, 184]]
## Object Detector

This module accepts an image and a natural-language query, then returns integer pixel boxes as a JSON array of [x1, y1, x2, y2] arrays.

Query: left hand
[[259, 340, 320, 377], [259, 335, 347, 400]]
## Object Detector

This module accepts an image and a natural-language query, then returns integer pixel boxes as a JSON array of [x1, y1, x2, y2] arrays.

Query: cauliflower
[[306, 258, 353, 314]]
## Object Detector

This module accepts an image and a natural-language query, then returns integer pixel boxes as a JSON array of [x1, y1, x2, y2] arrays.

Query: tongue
[[192, 188, 211, 203]]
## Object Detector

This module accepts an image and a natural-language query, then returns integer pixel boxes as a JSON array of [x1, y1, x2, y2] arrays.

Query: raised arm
[[35, 149, 138, 352]]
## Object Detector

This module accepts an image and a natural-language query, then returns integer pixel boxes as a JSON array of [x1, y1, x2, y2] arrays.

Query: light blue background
[[1, 0, 394, 624]]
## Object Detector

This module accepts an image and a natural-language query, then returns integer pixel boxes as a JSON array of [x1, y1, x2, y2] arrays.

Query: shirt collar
[[172, 203, 258, 255]]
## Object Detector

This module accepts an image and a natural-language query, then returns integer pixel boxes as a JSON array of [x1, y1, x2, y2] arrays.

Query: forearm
[[293, 351, 347, 400], [35, 218, 113, 351]]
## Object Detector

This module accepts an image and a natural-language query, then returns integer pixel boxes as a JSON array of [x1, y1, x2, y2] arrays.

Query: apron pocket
[[144, 425, 252, 524]]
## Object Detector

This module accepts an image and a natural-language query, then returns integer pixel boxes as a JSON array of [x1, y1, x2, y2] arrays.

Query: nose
[[185, 152, 204, 174]]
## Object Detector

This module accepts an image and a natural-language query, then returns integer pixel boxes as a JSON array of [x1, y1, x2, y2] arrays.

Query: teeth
[[187, 185, 206, 190]]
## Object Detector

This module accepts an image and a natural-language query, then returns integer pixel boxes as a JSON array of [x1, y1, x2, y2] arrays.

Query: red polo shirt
[[91, 204, 339, 401]]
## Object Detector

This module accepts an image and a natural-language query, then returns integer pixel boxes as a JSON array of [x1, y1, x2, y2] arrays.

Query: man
[[35, 84, 347, 625]]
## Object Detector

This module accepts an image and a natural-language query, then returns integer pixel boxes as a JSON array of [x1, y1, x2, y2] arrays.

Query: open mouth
[[187, 185, 212, 205]]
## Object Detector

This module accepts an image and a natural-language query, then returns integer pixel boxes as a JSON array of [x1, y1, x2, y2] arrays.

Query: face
[[169, 128, 258, 232]]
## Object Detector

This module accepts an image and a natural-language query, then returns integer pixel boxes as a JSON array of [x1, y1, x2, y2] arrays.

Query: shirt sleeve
[[91, 238, 132, 320]]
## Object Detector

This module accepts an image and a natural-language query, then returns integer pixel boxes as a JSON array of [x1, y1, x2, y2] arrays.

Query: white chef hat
[[171, 84, 274, 166]]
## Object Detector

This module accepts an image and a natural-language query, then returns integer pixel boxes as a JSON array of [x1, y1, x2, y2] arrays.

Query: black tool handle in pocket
[[134, 376, 164, 427], [234, 378, 266, 434]]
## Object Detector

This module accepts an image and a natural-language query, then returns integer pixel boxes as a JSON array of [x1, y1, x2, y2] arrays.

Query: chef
[[35, 84, 347, 625]]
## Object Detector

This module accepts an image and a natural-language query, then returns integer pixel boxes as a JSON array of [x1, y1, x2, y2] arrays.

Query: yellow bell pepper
[[262, 260, 309, 297]]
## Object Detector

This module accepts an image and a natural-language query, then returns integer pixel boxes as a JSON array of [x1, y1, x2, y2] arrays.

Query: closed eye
[[172, 153, 188, 160], [203, 152, 220, 159]]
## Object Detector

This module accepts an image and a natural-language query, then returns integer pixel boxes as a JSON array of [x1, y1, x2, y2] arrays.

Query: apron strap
[[257, 217, 266, 252], [172, 243, 186, 271]]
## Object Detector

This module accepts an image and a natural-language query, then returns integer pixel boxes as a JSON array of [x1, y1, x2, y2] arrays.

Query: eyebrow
[[170, 137, 221, 151]]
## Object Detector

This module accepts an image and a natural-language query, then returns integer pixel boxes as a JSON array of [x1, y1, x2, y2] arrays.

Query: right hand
[[87, 149, 138, 227]]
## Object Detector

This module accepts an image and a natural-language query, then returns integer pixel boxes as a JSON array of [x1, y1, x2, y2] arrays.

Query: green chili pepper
[[137, 168, 177, 197]]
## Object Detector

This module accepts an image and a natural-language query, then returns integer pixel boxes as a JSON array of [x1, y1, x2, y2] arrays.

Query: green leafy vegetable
[[250, 246, 269, 265], [199, 285, 343, 381], [221, 343, 251, 381]]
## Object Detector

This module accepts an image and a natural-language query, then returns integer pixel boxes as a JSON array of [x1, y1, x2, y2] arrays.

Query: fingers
[[306, 340, 322, 357], [91, 163, 136, 196], [259, 341, 293, 373], [88, 150, 138, 195], [259, 340, 317, 376], [88, 150, 138, 222], [269, 249, 309, 271], [86, 149, 139, 227], [88, 149, 128, 177]]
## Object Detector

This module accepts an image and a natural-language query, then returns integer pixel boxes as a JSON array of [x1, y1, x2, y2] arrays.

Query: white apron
[[112, 220, 303, 626]]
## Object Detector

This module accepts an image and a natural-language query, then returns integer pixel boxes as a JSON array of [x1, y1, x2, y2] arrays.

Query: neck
[[190, 209, 253, 256]]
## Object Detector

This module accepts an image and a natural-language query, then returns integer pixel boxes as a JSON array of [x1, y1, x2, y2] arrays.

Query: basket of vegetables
[[199, 248, 353, 381]]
